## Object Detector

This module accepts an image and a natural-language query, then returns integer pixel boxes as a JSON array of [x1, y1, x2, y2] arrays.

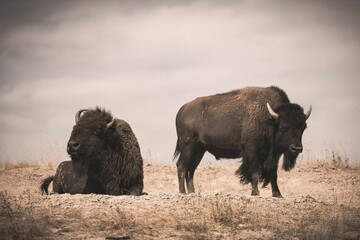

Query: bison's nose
[[67, 141, 81, 152], [290, 144, 303, 154]]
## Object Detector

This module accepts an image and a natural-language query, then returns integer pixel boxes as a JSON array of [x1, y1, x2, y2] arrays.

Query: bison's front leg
[[128, 181, 144, 196], [248, 157, 261, 196], [270, 171, 283, 198], [69, 174, 88, 194], [251, 172, 260, 196], [237, 151, 262, 196]]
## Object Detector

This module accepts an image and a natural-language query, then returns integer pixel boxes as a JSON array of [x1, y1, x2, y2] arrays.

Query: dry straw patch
[[0, 161, 57, 171], [112, 207, 137, 233], [0, 191, 52, 239], [0, 158, 359, 239], [297, 206, 360, 240]]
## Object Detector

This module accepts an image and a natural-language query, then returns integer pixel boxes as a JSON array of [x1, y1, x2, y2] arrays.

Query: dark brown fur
[[71, 108, 144, 195], [174, 86, 311, 197], [41, 107, 144, 196]]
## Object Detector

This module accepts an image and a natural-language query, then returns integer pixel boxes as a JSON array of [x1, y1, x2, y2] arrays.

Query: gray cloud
[[1, 0, 360, 164]]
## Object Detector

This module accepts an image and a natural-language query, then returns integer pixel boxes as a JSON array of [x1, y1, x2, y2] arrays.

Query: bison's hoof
[[272, 192, 283, 198], [251, 190, 260, 196], [187, 189, 195, 194]]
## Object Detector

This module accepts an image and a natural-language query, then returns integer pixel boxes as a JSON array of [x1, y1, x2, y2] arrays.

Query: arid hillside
[[0, 161, 359, 239]]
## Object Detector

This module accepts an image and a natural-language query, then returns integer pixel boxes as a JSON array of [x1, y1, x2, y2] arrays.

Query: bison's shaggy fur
[[174, 86, 311, 197], [41, 107, 144, 196], [104, 118, 144, 195], [70, 108, 143, 195]]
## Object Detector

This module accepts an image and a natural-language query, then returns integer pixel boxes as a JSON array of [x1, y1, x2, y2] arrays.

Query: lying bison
[[40, 161, 104, 194], [174, 86, 311, 197], [41, 107, 144, 195]]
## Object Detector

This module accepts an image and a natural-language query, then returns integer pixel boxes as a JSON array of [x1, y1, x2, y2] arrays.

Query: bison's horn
[[75, 109, 87, 124], [267, 103, 279, 119], [106, 118, 116, 129], [305, 105, 312, 120]]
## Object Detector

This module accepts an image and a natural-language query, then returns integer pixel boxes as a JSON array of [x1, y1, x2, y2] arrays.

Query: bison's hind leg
[[176, 158, 187, 194], [176, 140, 205, 194], [176, 139, 194, 194], [186, 146, 205, 193]]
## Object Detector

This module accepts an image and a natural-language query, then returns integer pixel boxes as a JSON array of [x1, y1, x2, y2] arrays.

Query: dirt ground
[[0, 161, 359, 239]]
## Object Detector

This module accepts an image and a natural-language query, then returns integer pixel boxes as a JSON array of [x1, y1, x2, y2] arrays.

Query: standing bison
[[41, 107, 144, 195], [174, 86, 311, 197]]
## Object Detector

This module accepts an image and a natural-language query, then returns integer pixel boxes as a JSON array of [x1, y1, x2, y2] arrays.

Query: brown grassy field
[[0, 160, 359, 239]]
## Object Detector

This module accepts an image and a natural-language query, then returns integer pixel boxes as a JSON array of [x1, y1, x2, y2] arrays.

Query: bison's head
[[267, 103, 312, 171], [67, 107, 117, 169]]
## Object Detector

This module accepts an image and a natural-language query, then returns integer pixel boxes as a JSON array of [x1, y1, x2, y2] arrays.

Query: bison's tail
[[40, 176, 54, 195], [173, 139, 181, 161]]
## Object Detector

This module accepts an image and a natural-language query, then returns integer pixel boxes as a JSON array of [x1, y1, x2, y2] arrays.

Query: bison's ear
[[266, 103, 279, 120]]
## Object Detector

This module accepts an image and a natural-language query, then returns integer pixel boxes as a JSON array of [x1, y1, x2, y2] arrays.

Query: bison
[[40, 107, 144, 195], [40, 161, 104, 194], [174, 86, 311, 197]]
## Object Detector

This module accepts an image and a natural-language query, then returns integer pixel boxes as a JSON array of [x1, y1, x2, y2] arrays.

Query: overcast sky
[[1, 0, 360, 165]]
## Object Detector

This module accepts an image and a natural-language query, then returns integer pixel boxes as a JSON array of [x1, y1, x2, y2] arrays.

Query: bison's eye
[[93, 129, 102, 137]]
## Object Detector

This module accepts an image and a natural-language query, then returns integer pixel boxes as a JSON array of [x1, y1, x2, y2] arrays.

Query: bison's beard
[[282, 151, 298, 171], [71, 158, 88, 175], [69, 151, 90, 175], [69, 146, 102, 175]]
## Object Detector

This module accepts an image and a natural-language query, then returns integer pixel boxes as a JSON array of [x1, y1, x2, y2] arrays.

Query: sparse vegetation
[[210, 194, 248, 229], [0, 161, 40, 171], [302, 142, 358, 170], [0, 161, 57, 171], [297, 149, 359, 170], [113, 207, 136, 232], [296, 206, 360, 240], [0, 191, 52, 239], [0, 161, 359, 239]]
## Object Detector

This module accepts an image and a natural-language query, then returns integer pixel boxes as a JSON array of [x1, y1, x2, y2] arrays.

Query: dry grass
[[0, 160, 57, 171], [0, 157, 359, 239], [172, 194, 210, 239], [0, 191, 52, 239], [175, 221, 209, 240], [176, 194, 360, 239], [297, 206, 360, 240], [210, 194, 249, 229], [0, 161, 40, 171], [298, 156, 358, 170], [112, 207, 137, 232], [0, 190, 141, 239]]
